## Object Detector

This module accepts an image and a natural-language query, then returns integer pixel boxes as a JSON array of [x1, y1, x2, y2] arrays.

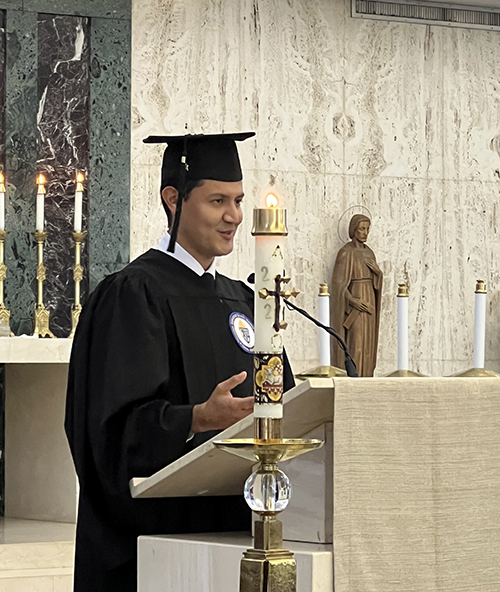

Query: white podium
[[132, 376, 500, 592]]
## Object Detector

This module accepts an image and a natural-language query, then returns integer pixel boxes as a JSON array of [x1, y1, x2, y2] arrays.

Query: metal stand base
[[240, 549, 296, 592], [69, 303, 82, 338], [240, 517, 296, 592], [33, 304, 55, 338], [450, 367, 500, 377], [385, 369, 426, 377], [295, 365, 347, 378]]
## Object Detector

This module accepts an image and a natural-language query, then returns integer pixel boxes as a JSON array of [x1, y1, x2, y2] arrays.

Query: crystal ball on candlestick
[[243, 468, 292, 513]]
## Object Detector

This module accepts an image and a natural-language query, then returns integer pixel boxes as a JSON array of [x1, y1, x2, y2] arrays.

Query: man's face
[[355, 221, 370, 243], [175, 180, 244, 267]]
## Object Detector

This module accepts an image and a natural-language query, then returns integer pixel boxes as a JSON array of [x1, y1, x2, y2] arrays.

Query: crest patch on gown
[[229, 312, 255, 353]]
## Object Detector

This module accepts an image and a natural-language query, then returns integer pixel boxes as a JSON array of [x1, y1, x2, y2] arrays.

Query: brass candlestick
[[33, 230, 55, 338], [215, 206, 321, 591], [214, 437, 322, 592], [69, 231, 86, 338], [0, 230, 12, 334]]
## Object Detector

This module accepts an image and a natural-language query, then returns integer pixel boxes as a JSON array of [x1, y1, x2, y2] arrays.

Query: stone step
[[0, 518, 75, 590]]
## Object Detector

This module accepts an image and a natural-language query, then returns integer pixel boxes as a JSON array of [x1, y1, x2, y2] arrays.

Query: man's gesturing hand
[[191, 371, 254, 434]]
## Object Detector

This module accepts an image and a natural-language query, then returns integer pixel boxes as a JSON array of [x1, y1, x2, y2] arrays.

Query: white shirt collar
[[156, 232, 216, 277]]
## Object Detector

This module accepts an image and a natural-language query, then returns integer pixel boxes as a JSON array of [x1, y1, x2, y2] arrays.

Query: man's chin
[[215, 241, 234, 257]]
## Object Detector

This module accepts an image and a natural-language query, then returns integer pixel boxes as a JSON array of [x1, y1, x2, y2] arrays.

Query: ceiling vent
[[352, 0, 500, 30]]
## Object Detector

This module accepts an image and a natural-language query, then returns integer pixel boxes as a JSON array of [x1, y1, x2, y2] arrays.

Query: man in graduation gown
[[65, 132, 295, 592]]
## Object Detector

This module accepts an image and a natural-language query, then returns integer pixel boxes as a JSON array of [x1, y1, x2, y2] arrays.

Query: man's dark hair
[[161, 179, 205, 228]]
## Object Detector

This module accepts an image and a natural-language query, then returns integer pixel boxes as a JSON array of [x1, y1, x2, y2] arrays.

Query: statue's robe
[[330, 242, 383, 376], [65, 249, 294, 592]]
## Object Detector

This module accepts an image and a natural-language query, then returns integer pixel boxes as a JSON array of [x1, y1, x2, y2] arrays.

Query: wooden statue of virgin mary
[[331, 214, 383, 377]]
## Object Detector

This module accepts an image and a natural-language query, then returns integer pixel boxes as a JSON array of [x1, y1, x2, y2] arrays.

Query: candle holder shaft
[[69, 231, 86, 338], [0, 230, 12, 333], [33, 230, 55, 338]]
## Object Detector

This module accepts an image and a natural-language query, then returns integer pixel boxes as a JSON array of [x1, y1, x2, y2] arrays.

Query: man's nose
[[223, 203, 242, 224]]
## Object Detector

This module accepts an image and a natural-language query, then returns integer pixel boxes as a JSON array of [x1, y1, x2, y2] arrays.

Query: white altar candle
[[397, 284, 409, 371], [252, 193, 288, 420], [0, 172, 5, 231], [473, 280, 487, 369], [318, 284, 331, 367], [36, 174, 46, 232], [74, 172, 84, 232]]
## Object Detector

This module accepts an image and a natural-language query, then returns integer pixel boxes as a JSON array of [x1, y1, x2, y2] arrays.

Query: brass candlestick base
[[33, 230, 55, 338], [214, 438, 323, 592], [450, 367, 500, 378], [385, 369, 427, 377], [295, 364, 347, 379], [69, 231, 86, 338], [241, 517, 296, 592], [70, 304, 82, 338], [34, 304, 55, 338]]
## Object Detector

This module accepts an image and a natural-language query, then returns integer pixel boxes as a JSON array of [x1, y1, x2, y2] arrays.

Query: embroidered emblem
[[229, 312, 255, 353]]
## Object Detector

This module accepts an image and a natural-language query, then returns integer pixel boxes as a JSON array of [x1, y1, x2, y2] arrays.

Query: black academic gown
[[65, 249, 295, 592]]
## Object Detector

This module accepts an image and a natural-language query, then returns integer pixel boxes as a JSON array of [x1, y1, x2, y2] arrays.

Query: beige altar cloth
[[333, 377, 500, 592]]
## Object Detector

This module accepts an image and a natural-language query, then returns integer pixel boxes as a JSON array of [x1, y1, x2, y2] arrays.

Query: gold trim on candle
[[36, 174, 46, 194], [397, 283, 409, 297], [251, 208, 288, 236], [475, 279, 486, 294], [319, 283, 329, 297]]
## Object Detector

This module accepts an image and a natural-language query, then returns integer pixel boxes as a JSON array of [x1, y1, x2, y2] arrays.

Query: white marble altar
[[130, 0, 500, 377], [0, 338, 72, 364], [138, 533, 333, 592]]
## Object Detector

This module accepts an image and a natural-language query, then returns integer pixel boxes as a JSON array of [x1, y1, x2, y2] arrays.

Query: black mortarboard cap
[[143, 132, 255, 252]]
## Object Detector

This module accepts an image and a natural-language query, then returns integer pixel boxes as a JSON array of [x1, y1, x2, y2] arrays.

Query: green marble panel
[[88, 17, 130, 292], [22, 0, 131, 19], [4, 10, 38, 336], [0, 2, 24, 10]]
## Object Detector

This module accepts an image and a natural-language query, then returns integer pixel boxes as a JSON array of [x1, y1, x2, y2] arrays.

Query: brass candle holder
[[69, 231, 86, 338], [214, 436, 322, 592], [33, 230, 55, 338], [0, 230, 12, 333]]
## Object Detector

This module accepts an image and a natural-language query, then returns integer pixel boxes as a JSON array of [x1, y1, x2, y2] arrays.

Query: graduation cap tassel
[[167, 139, 189, 253]]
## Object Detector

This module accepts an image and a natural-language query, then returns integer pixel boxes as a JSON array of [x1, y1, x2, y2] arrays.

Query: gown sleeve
[[68, 271, 194, 495]]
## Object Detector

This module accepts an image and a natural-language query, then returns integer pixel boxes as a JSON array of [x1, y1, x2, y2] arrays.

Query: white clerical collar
[[156, 232, 216, 278]]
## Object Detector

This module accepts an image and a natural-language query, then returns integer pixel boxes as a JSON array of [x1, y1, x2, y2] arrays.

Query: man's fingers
[[234, 396, 254, 410], [217, 371, 247, 392]]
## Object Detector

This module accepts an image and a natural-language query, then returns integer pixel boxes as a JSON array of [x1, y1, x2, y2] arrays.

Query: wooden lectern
[[131, 376, 500, 592]]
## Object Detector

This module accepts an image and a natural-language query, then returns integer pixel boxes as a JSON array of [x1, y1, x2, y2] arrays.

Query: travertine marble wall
[[131, 0, 500, 377]]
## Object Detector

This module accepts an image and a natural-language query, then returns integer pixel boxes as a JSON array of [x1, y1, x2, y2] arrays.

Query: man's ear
[[161, 186, 178, 218]]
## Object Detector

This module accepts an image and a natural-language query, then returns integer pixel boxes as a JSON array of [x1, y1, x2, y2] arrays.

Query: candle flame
[[76, 172, 85, 183], [0, 172, 3, 184], [265, 193, 279, 208], [36, 174, 46, 185]]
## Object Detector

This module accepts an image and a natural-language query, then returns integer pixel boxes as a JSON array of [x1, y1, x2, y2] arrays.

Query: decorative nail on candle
[[473, 280, 487, 369], [74, 172, 84, 232], [397, 283, 409, 371], [318, 283, 330, 367], [0, 172, 5, 232], [36, 174, 46, 232]]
